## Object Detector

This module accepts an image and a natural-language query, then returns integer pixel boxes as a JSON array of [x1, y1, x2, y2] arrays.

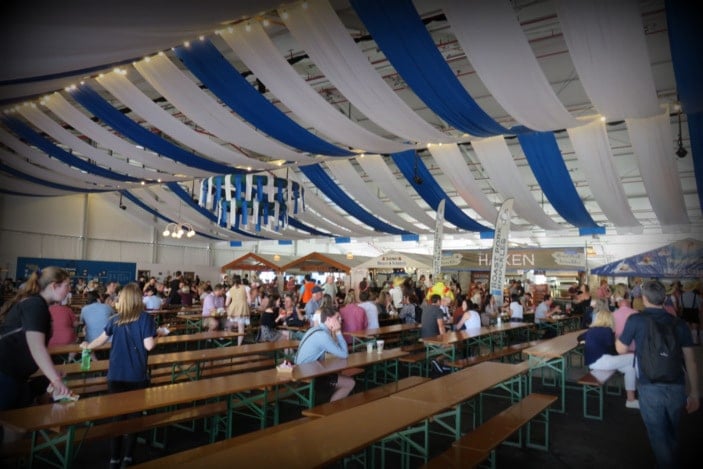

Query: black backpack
[[414, 304, 423, 324], [639, 315, 684, 383]]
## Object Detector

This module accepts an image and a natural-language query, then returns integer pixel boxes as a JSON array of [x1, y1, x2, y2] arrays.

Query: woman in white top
[[509, 294, 524, 322], [455, 297, 482, 331]]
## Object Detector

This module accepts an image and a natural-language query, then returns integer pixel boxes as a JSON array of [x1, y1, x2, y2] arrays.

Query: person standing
[[0, 267, 73, 412], [616, 280, 699, 468], [612, 292, 638, 352], [508, 294, 524, 322], [225, 275, 250, 346], [82, 283, 157, 468], [294, 308, 353, 402]]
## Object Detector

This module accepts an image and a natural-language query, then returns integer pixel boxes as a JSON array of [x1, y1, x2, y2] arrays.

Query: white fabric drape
[[567, 120, 642, 234], [281, 0, 451, 145], [43, 93, 207, 177], [556, 0, 660, 120], [19, 105, 174, 182], [471, 136, 562, 230], [0, 145, 104, 191], [442, 0, 581, 131], [355, 155, 445, 232], [276, 168, 377, 236], [325, 159, 420, 233], [0, 173, 74, 196], [626, 113, 689, 231], [97, 72, 269, 170], [220, 23, 410, 155], [428, 143, 498, 226], [133, 54, 311, 164], [0, 127, 119, 187]]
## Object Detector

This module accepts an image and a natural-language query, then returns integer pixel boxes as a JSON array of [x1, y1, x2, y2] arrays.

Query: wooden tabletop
[[47, 330, 245, 356], [0, 369, 290, 433], [421, 322, 531, 346], [291, 348, 408, 381], [345, 323, 420, 338], [523, 330, 584, 359], [389, 361, 530, 408], [43, 339, 299, 377], [131, 397, 447, 468]]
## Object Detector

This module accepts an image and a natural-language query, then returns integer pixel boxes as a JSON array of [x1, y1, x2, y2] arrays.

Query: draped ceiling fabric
[[441, 0, 582, 131], [567, 120, 642, 234], [219, 22, 410, 155], [355, 155, 446, 233], [0, 0, 697, 244], [471, 136, 563, 231], [281, 0, 451, 144], [350, 0, 509, 137]]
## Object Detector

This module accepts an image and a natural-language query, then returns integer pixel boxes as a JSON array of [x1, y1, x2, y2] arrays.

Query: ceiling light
[[162, 222, 196, 239]]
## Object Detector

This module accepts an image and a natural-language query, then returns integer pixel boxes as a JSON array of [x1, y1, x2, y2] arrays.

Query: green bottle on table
[[80, 348, 91, 371]]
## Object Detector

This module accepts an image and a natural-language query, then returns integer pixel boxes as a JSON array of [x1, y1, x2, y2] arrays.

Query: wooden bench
[[422, 393, 558, 469], [577, 369, 620, 420], [301, 376, 430, 418], [445, 340, 543, 370], [1, 401, 230, 465], [130, 417, 311, 468]]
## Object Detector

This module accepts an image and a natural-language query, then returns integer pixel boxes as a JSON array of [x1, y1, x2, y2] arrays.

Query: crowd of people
[[1, 269, 701, 467]]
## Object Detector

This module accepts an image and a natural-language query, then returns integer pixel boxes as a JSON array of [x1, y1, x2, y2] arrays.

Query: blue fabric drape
[[666, 0, 702, 214], [174, 40, 352, 157], [69, 84, 234, 174], [350, 0, 509, 137], [2, 116, 140, 182], [517, 131, 601, 230], [166, 181, 267, 240], [391, 150, 490, 232], [287, 217, 332, 237], [121, 191, 221, 241], [299, 164, 410, 235], [0, 163, 111, 193]]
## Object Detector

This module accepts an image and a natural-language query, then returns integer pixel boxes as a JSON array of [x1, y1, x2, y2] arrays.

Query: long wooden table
[[43, 340, 299, 382], [47, 330, 244, 357], [523, 330, 585, 413], [132, 359, 528, 469], [421, 322, 533, 363], [346, 323, 421, 351], [1, 348, 407, 469]]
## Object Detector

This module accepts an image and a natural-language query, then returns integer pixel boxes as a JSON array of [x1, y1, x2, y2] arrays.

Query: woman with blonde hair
[[82, 283, 157, 468], [0, 267, 73, 412], [225, 275, 249, 346], [580, 306, 639, 409]]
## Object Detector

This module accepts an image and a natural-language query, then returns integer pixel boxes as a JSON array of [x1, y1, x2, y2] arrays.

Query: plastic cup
[[376, 340, 384, 353], [366, 342, 374, 353]]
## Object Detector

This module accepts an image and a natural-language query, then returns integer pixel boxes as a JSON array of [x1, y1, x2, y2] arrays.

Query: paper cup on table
[[376, 339, 384, 353], [366, 342, 374, 353]]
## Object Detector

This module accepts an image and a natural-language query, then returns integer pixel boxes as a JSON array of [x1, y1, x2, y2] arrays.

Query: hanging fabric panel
[[471, 136, 562, 230], [97, 72, 266, 169], [350, 0, 509, 137], [556, 0, 660, 120], [43, 92, 206, 177], [626, 113, 690, 231], [442, 0, 581, 131], [391, 150, 491, 232], [220, 23, 409, 155], [428, 143, 498, 225], [299, 165, 408, 235], [69, 84, 233, 174], [281, 0, 450, 144], [173, 39, 352, 157], [325, 159, 421, 233], [567, 120, 642, 233]]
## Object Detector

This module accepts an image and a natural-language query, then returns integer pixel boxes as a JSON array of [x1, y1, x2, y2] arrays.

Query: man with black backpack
[[616, 280, 699, 468]]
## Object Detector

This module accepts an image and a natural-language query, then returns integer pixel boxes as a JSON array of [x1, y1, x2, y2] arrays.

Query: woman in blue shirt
[[581, 307, 638, 408], [82, 283, 157, 469]]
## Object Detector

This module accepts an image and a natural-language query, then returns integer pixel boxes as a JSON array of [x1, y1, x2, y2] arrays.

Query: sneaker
[[625, 399, 640, 409]]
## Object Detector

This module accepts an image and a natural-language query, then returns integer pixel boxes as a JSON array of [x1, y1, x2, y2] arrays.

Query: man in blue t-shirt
[[616, 280, 699, 468]]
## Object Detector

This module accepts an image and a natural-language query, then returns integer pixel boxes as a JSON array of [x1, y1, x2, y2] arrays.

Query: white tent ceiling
[[0, 0, 700, 263]]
